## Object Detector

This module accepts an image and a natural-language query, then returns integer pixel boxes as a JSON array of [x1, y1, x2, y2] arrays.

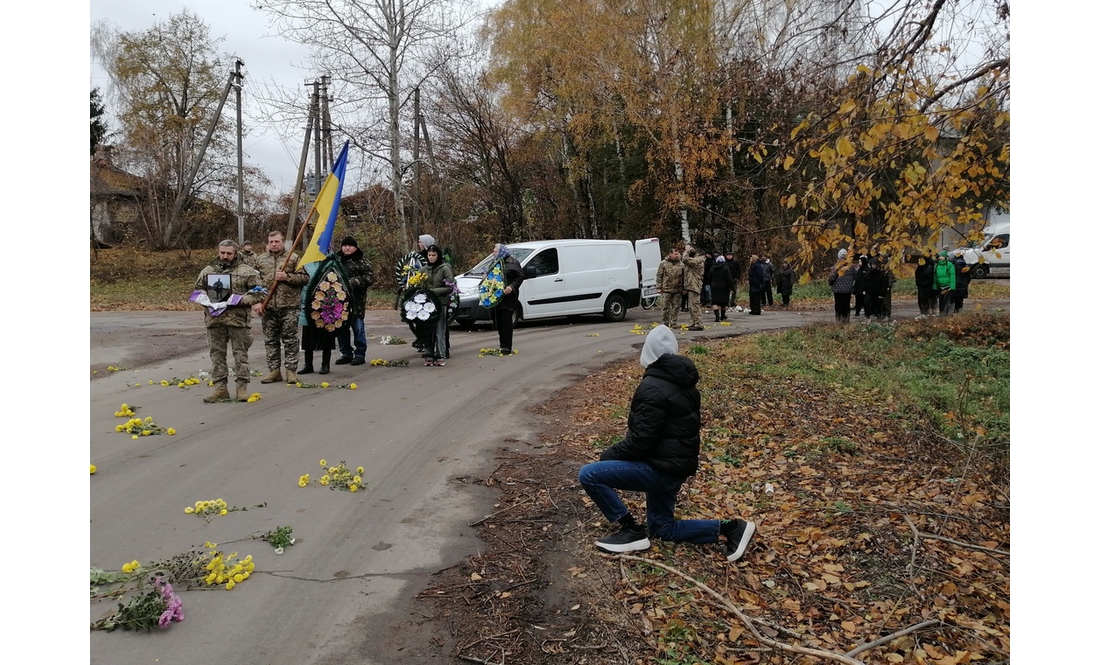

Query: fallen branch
[[903, 514, 921, 581], [916, 531, 1009, 557], [844, 619, 941, 658], [469, 497, 534, 526], [608, 554, 865, 665]]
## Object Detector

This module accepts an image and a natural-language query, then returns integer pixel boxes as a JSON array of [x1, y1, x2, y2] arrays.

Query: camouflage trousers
[[207, 325, 253, 387], [661, 293, 681, 328], [261, 307, 300, 371], [687, 290, 703, 327]]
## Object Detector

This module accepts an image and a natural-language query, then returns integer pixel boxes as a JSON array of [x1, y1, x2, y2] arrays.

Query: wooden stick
[[610, 554, 865, 665], [903, 514, 921, 580], [915, 530, 1009, 557], [844, 619, 941, 658]]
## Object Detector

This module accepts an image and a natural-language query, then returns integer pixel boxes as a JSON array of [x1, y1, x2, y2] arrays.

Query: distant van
[[451, 238, 662, 328], [956, 218, 1010, 279]]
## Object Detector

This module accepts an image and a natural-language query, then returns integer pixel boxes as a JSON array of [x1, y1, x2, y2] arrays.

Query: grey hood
[[640, 325, 679, 368]]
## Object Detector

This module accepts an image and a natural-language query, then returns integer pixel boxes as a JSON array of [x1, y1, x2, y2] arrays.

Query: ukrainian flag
[[297, 141, 350, 270]]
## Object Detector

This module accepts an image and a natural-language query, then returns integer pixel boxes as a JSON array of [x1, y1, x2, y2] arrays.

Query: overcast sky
[[91, 0, 334, 196]]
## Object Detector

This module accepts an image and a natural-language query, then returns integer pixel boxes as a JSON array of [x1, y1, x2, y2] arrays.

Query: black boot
[[714, 311, 720, 322], [299, 351, 315, 374], [319, 349, 331, 375]]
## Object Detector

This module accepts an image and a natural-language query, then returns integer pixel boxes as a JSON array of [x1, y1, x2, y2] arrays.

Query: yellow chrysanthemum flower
[[353, 475, 362, 484], [321, 382, 330, 388], [319, 459, 327, 466], [233, 573, 244, 583], [226, 580, 236, 590], [349, 484, 358, 492], [185, 507, 194, 514], [161, 380, 169, 386], [90, 464, 97, 474], [349, 383, 358, 390], [132, 435, 139, 440], [298, 480, 307, 488], [167, 428, 176, 435], [219, 509, 228, 516], [141, 430, 151, 436], [357, 466, 364, 475]]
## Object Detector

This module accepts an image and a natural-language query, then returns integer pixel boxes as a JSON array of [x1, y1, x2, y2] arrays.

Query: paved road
[[89, 298, 1003, 664]]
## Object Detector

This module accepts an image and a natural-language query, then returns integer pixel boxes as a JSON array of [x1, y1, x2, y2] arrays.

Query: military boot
[[260, 369, 283, 384], [285, 370, 298, 384], [236, 383, 251, 402], [203, 384, 230, 403]]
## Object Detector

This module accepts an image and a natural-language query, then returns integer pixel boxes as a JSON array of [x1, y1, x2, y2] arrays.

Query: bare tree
[[253, 0, 479, 247]]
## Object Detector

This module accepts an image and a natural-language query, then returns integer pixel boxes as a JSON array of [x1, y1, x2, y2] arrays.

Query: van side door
[[519, 248, 563, 318]]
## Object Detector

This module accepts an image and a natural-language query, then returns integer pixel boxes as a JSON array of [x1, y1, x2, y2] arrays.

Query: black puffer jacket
[[600, 354, 701, 478]]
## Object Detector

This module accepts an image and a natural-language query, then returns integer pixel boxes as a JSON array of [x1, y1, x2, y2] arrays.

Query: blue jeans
[[578, 460, 720, 544], [336, 317, 367, 359]]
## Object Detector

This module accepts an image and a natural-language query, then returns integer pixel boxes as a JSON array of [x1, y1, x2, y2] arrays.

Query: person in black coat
[[776, 260, 794, 307], [708, 255, 734, 321], [863, 257, 890, 319], [747, 255, 767, 315], [723, 251, 742, 308], [578, 325, 757, 561], [491, 243, 524, 354], [951, 251, 972, 313], [852, 254, 869, 317], [914, 252, 937, 317]]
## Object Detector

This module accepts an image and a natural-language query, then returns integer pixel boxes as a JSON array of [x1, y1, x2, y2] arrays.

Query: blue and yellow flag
[[297, 141, 350, 270]]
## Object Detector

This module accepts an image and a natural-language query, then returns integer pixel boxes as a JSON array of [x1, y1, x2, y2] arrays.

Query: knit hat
[[340, 236, 358, 248], [838, 249, 848, 259], [640, 325, 678, 368], [418, 234, 436, 248], [714, 255, 725, 264]]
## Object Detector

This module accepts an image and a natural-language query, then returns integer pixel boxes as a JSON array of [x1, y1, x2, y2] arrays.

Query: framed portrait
[[206, 273, 231, 302]]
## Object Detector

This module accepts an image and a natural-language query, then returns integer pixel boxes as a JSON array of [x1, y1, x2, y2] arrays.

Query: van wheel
[[603, 294, 627, 322], [971, 264, 988, 279]]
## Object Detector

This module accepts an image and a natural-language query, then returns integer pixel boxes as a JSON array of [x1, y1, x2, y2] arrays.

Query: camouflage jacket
[[194, 257, 265, 328], [682, 253, 705, 293], [656, 258, 685, 293], [251, 249, 309, 310], [339, 248, 375, 318]]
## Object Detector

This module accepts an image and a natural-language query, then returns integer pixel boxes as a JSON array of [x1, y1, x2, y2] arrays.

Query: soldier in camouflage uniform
[[251, 231, 310, 384], [194, 240, 265, 402], [682, 245, 706, 330], [655, 248, 686, 328]]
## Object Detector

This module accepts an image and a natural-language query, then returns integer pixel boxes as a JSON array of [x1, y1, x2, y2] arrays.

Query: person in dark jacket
[[492, 243, 524, 355], [747, 255, 768, 315], [424, 244, 455, 365], [828, 249, 857, 323], [863, 257, 889, 319], [914, 252, 936, 318], [776, 260, 794, 307], [762, 258, 775, 307], [723, 251, 741, 308], [334, 236, 375, 366], [951, 250, 971, 313], [852, 254, 869, 318], [708, 255, 734, 321], [578, 325, 757, 561]]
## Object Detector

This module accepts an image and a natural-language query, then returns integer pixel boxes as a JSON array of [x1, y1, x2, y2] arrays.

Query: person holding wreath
[[424, 244, 455, 366]]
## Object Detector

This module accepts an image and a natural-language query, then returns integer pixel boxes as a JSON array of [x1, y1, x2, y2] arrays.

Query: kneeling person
[[578, 325, 756, 561]]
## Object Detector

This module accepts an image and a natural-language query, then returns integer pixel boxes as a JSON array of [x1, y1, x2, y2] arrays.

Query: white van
[[451, 238, 662, 328], [957, 213, 1010, 278]]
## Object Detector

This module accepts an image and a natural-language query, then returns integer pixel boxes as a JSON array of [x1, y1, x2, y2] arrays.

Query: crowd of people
[[655, 246, 797, 326], [829, 248, 971, 324], [191, 233, 522, 401]]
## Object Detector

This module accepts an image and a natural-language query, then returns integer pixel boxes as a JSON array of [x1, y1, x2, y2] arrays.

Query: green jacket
[[427, 261, 456, 303], [933, 258, 956, 290], [251, 249, 309, 310], [194, 256, 265, 328], [656, 257, 685, 293]]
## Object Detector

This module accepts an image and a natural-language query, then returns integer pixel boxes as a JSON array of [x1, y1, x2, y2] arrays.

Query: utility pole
[[234, 59, 245, 245], [286, 85, 319, 243], [321, 75, 334, 168], [412, 86, 421, 239], [313, 80, 323, 199], [418, 112, 449, 240]]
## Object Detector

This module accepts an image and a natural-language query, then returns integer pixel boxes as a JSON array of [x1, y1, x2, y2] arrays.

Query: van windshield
[[462, 248, 535, 276]]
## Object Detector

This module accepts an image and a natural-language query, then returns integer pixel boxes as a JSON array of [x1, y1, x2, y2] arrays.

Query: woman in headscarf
[[491, 243, 524, 355], [708, 255, 734, 321]]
